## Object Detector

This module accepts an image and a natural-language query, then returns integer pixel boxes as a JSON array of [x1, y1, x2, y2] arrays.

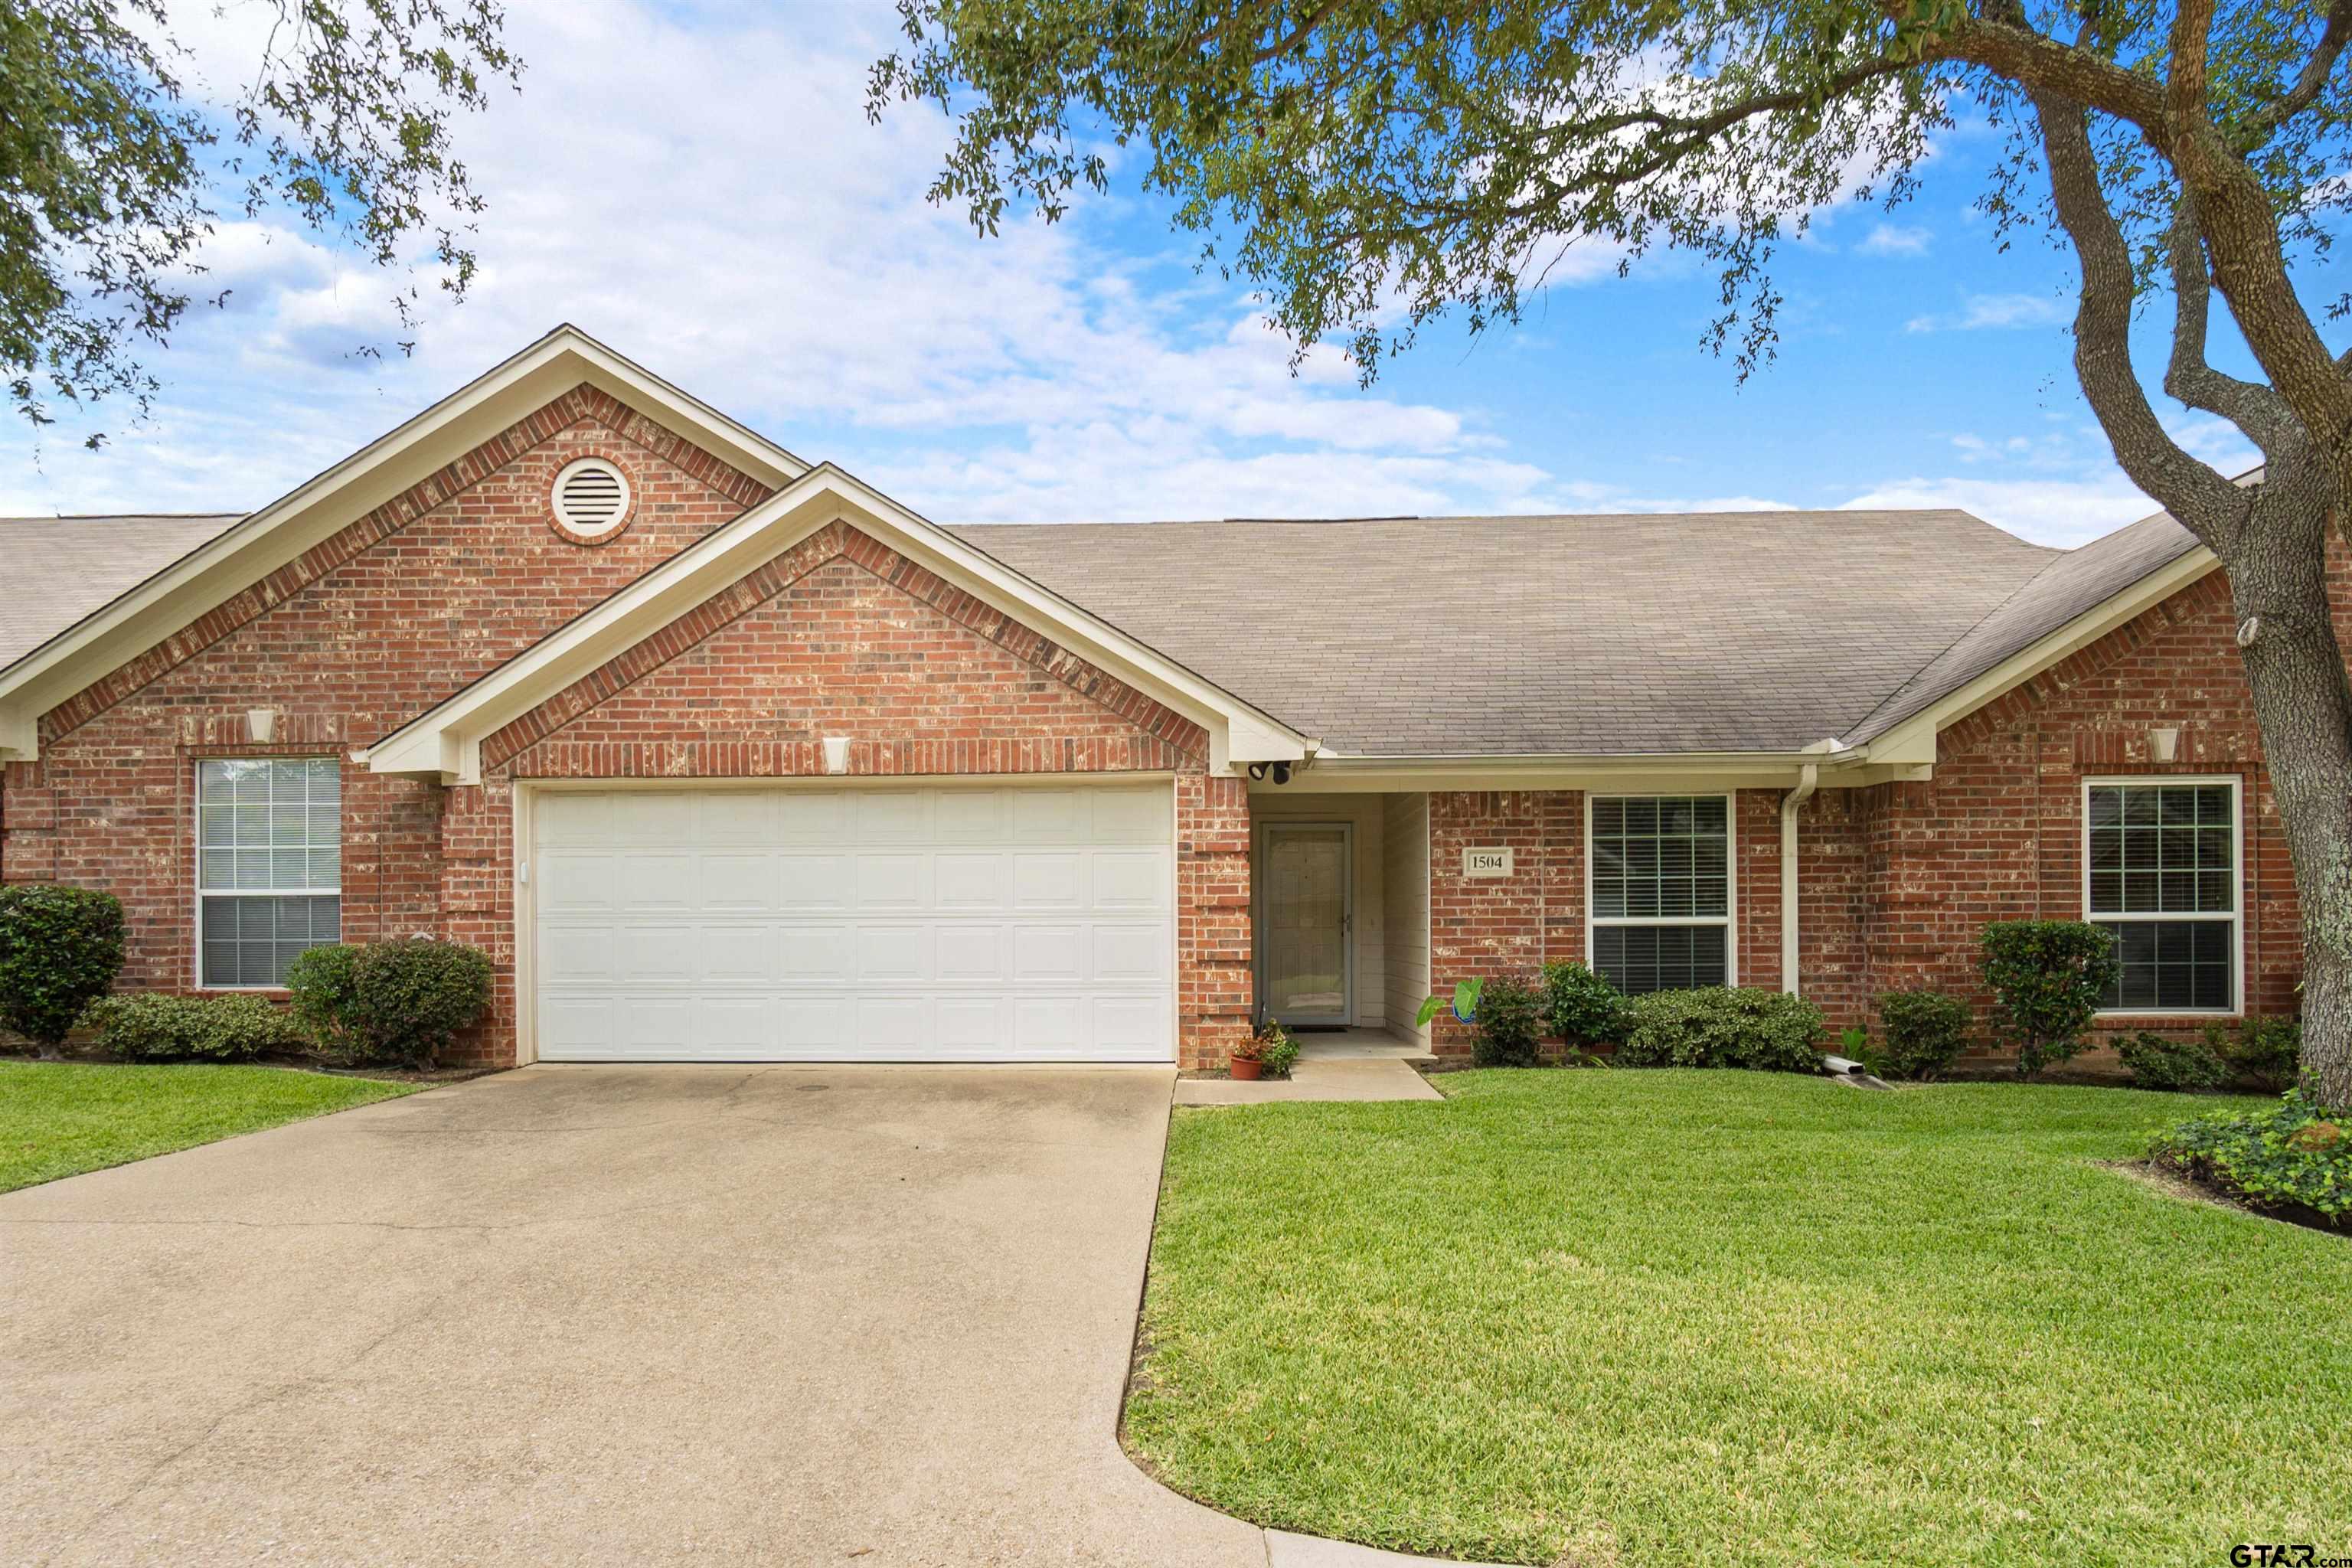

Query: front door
[[1262, 823, 1351, 1025]]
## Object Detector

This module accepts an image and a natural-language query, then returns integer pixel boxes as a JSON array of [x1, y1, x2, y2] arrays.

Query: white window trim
[[194, 757, 343, 991], [1584, 792, 1738, 990], [2082, 774, 2243, 1018]]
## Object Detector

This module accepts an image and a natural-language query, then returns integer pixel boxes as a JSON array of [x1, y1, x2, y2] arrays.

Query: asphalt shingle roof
[[950, 510, 2101, 754], [0, 502, 2206, 759], [0, 513, 246, 669]]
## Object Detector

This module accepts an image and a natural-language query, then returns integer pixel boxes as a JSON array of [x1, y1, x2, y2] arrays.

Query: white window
[[2084, 777, 2240, 1014], [196, 758, 342, 988], [1588, 794, 1734, 994]]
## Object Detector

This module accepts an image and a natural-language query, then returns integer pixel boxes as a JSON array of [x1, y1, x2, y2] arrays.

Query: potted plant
[[1229, 1034, 1266, 1080]]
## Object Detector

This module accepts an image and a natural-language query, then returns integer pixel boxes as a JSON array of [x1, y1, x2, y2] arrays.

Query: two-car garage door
[[531, 782, 1175, 1062]]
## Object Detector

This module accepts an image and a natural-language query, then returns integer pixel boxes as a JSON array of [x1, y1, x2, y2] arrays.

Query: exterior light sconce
[[1246, 760, 1293, 785]]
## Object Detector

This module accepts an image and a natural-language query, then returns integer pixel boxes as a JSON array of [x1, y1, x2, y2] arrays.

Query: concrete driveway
[[0, 1065, 1269, 1566]]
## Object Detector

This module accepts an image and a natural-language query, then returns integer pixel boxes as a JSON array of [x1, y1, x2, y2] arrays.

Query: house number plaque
[[1462, 847, 1514, 878]]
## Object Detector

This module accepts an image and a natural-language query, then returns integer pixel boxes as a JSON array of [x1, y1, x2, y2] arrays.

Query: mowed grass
[[1127, 1071, 2352, 1567], [0, 1060, 416, 1194]]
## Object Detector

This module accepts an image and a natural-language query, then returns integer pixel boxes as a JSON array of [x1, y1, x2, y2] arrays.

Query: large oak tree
[[873, 0, 2352, 1110]]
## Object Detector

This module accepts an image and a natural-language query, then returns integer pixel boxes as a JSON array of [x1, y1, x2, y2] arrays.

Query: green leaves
[[1, 0, 518, 439], [0, 885, 126, 1049], [1415, 975, 1485, 1029]]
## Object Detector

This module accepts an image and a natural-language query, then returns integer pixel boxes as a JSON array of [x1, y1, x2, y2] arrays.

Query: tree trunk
[[2220, 470, 2352, 1112]]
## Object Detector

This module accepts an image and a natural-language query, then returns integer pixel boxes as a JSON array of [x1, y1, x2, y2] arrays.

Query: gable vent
[[551, 457, 632, 540]]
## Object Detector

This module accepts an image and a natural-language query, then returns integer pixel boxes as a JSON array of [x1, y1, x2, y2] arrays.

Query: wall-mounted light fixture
[[1245, 761, 1293, 785]]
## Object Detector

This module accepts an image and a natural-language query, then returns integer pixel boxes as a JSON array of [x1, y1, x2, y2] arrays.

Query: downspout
[[1780, 763, 1819, 995]]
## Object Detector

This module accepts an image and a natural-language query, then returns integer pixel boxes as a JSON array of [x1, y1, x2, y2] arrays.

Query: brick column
[[1177, 773, 1253, 1068]]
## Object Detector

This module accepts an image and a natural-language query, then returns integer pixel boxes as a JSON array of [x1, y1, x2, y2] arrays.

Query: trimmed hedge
[[1873, 989, 1971, 1080], [1979, 920, 2121, 1080], [2118, 1031, 2230, 1092], [83, 993, 301, 1063], [1540, 960, 1628, 1047], [0, 886, 126, 1050], [2150, 1092, 2350, 1226], [1472, 977, 1544, 1068], [287, 938, 492, 1068], [1616, 987, 1824, 1073]]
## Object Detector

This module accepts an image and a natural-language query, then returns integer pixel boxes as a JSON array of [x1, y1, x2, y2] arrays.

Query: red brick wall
[[2, 390, 769, 1003]]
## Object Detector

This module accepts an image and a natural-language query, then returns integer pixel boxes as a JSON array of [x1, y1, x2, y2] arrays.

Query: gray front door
[[1262, 823, 1351, 1025]]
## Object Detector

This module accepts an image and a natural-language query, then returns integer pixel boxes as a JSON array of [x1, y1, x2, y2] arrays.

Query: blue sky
[[0, 0, 2317, 547]]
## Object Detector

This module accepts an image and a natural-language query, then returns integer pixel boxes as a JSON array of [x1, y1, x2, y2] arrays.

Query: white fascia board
[[1865, 546, 2221, 768], [0, 326, 808, 762], [366, 466, 1309, 783]]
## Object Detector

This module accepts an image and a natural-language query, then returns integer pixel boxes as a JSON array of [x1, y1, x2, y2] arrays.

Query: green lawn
[[0, 1060, 416, 1193], [1128, 1071, 2352, 1567]]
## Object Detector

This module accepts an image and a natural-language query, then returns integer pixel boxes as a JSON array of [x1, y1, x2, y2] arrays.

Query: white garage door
[[531, 782, 1175, 1062]]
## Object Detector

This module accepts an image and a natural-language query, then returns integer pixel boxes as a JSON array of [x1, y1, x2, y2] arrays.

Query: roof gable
[[0, 326, 807, 761], [364, 463, 1311, 784]]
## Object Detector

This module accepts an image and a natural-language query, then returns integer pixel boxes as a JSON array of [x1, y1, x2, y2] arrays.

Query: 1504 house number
[[1462, 847, 1514, 878]]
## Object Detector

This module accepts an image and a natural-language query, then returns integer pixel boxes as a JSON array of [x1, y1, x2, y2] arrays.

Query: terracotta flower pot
[[1229, 1056, 1264, 1080]]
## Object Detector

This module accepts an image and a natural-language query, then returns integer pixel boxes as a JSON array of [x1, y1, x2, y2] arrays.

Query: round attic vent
[[550, 457, 633, 541]]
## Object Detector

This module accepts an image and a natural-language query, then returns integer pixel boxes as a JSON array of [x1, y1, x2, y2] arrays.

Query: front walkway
[[1175, 1027, 1442, 1106], [1, 1065, 1494, 1567]]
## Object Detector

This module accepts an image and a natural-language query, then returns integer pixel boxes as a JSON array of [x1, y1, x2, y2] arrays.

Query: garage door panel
[[616, 854, 696, 910], [936, 925, 1008, 981], [1012, 853, 1085, 910], [698, 853, 777, 910], [697, 923, 778, 982], [539, 851, 620, 912], [775, 792, 847, 843], [1093, 923, 1170, 983], [855, 854, 931, 910], [776, 924, 853, 978], [779, 853, 853, 909], [856, 923, 930, 982], [933, 853, 1009, 910], [1093, 849, 1171, 910], [1011, 925, 1085, 982], [534, 783, 1172, 1062], [542, 923, 617, 980]]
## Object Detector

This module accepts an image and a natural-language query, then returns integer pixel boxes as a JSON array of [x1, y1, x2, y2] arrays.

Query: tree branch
[[2237, 0, 2352, 149], [2165, 199, 2292, 449], [2033, 89, 2245, 538]]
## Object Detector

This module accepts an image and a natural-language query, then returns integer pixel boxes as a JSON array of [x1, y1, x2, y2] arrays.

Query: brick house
[[0, 326, 2314, 1070]]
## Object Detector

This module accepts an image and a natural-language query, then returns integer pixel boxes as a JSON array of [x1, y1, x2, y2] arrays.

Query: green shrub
[[1616, 987, 1824, 1073], [345, 938, 494, 1068], [2150, 1092, 2350, 1226], [1978, 920, 2121, 1080], [1472, 977, 1544, 1067], [285, 944, 367, 1061], [2204, 1016, 2302, 1093], [1540, 960, 1628, 1046], [0, 885, 126, 1051], [1873, 989, 1972, 1080], [2117, 1030, 2229, 1092], [83, 993, 300, 1062]]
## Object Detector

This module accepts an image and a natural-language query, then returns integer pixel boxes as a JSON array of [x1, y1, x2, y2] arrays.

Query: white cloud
[[1858, 223, 1932, 256], [1841, 474, 2155, 544], [1904, 291, 2070, 333], [0, 0, 1569, 524]]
